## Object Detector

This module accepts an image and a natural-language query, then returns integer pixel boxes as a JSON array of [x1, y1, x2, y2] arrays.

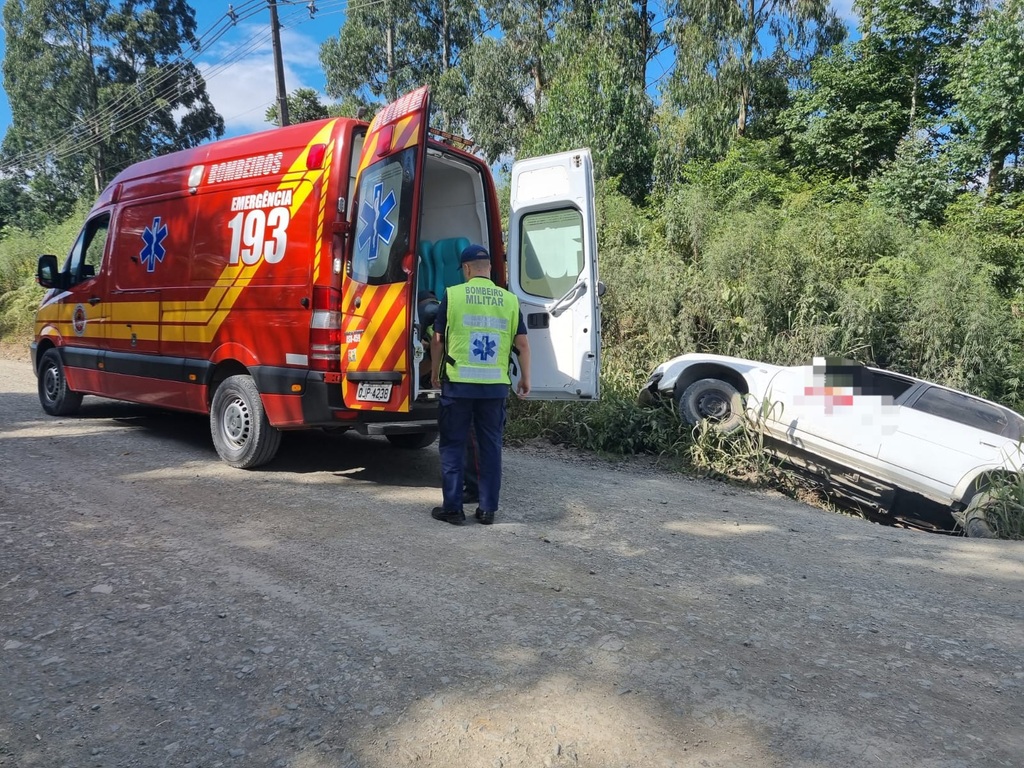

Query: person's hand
[[431, 373, 441, 389], [516, 379, 530, 398]]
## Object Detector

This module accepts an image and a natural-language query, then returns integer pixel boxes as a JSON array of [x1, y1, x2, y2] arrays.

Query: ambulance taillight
[[309, 285, 342, 372]]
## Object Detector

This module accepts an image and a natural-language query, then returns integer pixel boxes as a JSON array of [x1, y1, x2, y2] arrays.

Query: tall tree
[[782, 0, 981, 184], [664, 0, 842, 159], [946, 0, 1024, 194], [855, 0, 979, 132], [319, 0, 483, 131], [521, 0, 657, 201], [454, 0, 572, 161], [782, 44, 909, 181], [265, 88, 331, 127], [1, 0, 223, 216]]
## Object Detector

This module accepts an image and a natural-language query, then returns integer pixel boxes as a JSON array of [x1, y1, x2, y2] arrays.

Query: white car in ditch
[[638, 353, 1024, 537]]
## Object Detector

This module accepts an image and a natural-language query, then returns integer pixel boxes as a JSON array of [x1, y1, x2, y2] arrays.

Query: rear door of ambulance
[[340, 87, 430, 412], [507, 149, 601, 400]]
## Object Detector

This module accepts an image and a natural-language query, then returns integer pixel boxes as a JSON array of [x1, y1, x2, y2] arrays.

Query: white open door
[[508, 149, 601, 400]]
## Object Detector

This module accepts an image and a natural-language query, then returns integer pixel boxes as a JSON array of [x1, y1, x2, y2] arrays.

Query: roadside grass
[[506, 380, 817, 503], [0, 217, 79, 339], [686, 399, 790, 488]]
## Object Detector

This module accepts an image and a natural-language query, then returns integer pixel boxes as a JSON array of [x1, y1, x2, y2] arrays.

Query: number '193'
[[227, 207, 290, 265]]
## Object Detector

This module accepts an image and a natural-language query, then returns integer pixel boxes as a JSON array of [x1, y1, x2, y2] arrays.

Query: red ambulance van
[[32, 87, 601, 468]]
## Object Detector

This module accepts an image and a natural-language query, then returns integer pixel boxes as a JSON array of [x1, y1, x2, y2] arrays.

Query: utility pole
[[268, 0, 290, 127]]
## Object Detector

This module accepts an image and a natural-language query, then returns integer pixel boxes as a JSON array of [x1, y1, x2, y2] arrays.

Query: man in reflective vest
[[430, 244, 531, 525], [419, 290, 481, 502]]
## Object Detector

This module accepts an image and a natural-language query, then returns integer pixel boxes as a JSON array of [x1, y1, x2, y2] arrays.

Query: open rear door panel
[[508, 149, 600, 400], [340, 87, 430, 412]]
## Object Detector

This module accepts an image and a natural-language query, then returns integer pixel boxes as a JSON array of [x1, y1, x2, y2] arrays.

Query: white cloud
[[197, 23, 327, 136], [831, 0, 858, 24]]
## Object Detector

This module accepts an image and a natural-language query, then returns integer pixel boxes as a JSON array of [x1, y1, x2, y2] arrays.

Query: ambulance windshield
[[350, 147, 416, 285]]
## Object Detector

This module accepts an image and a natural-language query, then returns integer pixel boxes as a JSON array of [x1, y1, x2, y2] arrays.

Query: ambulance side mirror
[[597, 280, 606, 298], [37, 254, 63, 290]]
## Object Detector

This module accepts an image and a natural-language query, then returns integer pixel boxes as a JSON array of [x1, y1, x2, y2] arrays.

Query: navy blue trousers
[[464, 428, 480, 497], [438, 396, 506, 513]]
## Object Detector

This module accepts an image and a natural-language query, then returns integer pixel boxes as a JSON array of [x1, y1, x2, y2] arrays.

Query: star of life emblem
[[357, 181, 397, 261], [140, 216, 168, 272], [470, 332, 497, 362]]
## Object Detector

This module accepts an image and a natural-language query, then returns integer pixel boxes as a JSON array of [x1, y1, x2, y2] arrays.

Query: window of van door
[[519, 209, 584, 300], [350, 147, 416, 285], [66, 214, 110, 285]]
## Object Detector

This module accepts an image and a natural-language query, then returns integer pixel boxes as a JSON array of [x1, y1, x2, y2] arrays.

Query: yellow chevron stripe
[[144, 120, 339, 343], [312, 141, 334, 283]]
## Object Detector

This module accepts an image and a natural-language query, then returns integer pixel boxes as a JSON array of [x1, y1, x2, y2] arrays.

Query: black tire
[[962, 493, 1000, 539], [38, 348, 83, 416], [677, 378, 744, 434], [386, 432, 437, 449], [209, 375, 282, 469]]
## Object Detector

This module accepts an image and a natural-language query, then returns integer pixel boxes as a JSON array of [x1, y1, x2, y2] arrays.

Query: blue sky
[[0, 1, 857, 142], [0, 1, 347, 140]]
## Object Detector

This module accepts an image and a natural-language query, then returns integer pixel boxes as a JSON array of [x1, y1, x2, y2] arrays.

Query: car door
[[760, 362, 906, 470], [64, 213, 113, 357], [876, 386, 1018, 500], [507, 149, 600, 400]]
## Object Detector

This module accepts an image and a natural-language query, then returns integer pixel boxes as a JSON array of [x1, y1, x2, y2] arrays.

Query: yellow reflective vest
[[443, 277, 520, 385]]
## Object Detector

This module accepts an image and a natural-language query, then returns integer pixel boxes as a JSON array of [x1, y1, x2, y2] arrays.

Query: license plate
[[356, 382, 393, 403]]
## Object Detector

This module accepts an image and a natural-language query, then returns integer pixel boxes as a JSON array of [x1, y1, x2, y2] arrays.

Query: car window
[[865, 371, 915, 400], [910, 386, 1018, 439], [65, 213, 110, 284]]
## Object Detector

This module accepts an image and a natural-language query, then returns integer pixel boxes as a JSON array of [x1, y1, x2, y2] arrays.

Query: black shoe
[[431, 507, 465, 526], [474, 508, 495, 525], [462, 489, 479, 505]]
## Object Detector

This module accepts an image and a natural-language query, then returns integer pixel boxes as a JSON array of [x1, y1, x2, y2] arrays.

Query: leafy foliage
[[664, 0, 842, 164], [946, 0, 1024, 193], [1, 0, 223, 223], [319, 0, 482, 131], [0, 208, 86, 337], [264, 88, 332, 127], [519, 1, 656, 203]]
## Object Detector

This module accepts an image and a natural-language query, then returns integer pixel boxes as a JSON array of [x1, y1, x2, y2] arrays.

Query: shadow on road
[[0, 391, 441, 489]]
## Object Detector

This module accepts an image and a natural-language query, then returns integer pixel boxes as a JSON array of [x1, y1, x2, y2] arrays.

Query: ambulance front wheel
[[38, 348, 83, 416], [210, 374, 282, 469]]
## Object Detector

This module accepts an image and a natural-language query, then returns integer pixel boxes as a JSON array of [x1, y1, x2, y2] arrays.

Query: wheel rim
[[696, 391, 731, 421], [220, 395, 252, 449], [43, 364, 61, 404]]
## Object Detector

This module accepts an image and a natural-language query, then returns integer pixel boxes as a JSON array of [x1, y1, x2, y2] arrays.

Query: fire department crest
[[73, 304, 87, 336]]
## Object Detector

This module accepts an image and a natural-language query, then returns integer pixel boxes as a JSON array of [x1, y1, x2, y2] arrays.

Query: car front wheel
[[678, 378, 744, 434], [38, 348, 83, 416]]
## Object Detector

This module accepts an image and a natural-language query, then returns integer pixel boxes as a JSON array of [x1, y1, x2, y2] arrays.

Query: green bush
[[0, 208, 86, 338]]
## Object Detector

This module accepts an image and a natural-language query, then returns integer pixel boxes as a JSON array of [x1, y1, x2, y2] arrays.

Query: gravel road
[[1, 350, 1023, 768]]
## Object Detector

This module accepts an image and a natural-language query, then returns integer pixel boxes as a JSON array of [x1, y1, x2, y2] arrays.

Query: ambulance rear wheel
[[38, 348, 83, 416], [210, 374, 282, 469]]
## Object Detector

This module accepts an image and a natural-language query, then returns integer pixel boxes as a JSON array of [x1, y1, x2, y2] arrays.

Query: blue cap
[[460, 244, 490, 264]]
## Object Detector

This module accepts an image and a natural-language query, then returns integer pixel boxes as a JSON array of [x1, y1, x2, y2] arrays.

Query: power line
[[0, 0, 299, 176]]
